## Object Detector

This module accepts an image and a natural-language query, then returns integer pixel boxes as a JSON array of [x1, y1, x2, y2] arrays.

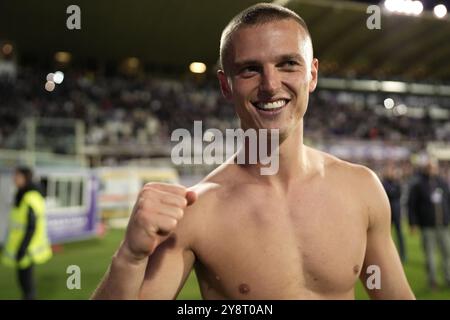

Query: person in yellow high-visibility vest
[[1, 167, 52, 300]]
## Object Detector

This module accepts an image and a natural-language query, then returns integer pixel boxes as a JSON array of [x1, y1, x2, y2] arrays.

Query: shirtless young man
[[92, 3, 415, 300]]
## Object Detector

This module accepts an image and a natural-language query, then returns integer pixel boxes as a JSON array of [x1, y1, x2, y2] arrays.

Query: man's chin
[[259, 122, 287, 134], [258, 126, 289, 142]]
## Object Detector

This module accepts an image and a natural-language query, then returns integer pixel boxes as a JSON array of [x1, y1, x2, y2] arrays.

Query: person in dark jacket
[[408, 158, 450, 289], [382, 164, 406, 263]]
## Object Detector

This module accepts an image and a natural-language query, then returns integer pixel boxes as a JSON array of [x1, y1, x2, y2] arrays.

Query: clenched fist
[[121, 183, 197, 261]]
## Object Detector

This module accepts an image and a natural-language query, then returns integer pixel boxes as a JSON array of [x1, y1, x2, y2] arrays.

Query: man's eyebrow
[[277, 53, 303, 62], [233, 54, 304, 68], [233, 59, 261, 69]]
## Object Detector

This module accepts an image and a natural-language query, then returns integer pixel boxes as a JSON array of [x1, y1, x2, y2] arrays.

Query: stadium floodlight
[[394, 0, 405, 13], [403, 0, 415, 15], [125, 57, 140, 68], [46, 73, 54, 82], [1, 43, 13, 55], [384, 98, 395, 109], [54, 51, 71, 64], [189, 62, 207, 74], [384, 0, 423, 16], [434, 4, 447, 18], [53, 71, 64, 84], [384, 0, 392, 11], [381, 81, 407, 93], [412, 1, 423, 15], [384, 0, 398, 12], [45, 81, 55, 92], [394, 104, 408, 115]]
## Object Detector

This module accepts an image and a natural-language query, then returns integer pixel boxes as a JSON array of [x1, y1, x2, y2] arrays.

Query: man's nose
[[259, 66, 281, 95]]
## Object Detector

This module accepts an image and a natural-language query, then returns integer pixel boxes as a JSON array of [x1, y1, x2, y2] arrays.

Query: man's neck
[[239, 120, 317, 190]]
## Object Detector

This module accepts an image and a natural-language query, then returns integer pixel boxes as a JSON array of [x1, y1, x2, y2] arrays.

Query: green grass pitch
[[1, 228, 449, 299]]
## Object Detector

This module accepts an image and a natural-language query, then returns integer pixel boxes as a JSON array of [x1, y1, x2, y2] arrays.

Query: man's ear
[[217, 70, 232, 100], [309, 58, 319, 93]]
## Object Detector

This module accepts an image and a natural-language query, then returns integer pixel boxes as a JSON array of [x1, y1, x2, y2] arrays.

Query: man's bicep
[[139, 236, 195, 299], [361, 229, 412, 299], [360, 169, 414, 299]]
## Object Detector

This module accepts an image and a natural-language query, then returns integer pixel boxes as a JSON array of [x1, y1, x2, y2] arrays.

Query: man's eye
[[240, 66, 259, 75], [281, 60, 299, 67]]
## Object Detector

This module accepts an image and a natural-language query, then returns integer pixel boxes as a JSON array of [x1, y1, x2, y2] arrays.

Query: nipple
[[238, 283, 250, 295]]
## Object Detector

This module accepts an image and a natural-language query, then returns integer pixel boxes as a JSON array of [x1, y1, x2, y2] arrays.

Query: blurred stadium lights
[[45, 71, 64, 90], [44, 81, 55, 92], [317, 77, 450, 96], [189, 62, 207, 74], [54, 51, 71, 64], [125, 57, 140, 69], [1, 43, 13, 55], [120, 57, 141, 75], [434, 4, 448, 18], [393, 103, 408, 116], [349, 79, 378, 91], [384, 98, 395, 109], [410, 83, 434, 95], [439, 85, 450, 95], [380, 81, 407, 92], [384, 0, 423, 16], [53, 71, 64, 84], [46, 73, 54, 82]]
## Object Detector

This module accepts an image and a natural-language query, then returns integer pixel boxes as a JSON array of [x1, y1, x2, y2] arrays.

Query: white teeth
[[256, 99, 286, 110]]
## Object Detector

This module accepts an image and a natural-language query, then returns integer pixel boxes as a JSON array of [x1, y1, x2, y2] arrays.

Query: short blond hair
[[219, 3, 312, 72]]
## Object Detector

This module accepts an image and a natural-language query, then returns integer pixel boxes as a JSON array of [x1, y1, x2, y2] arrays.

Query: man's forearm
[[91, 243, 148, 299]]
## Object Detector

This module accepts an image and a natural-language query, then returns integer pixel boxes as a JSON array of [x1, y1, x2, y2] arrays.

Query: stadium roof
[[1, 0, 450, 81]]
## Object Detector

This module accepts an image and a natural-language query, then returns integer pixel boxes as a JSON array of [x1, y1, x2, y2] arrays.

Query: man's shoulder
[[312, 147, 379, 183], [309, 148, 384, 204], [333, 159, 378, 183], [179, 165, 244, 242], [188, 163, 244, 205], [187, 159, 269, 218], [313, 149, 389, 225]]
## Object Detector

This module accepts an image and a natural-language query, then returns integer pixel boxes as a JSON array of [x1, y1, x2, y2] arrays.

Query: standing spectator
[[408, 158, 450, 289], [383, 163, 406, 263], [0, 167, 53, 299]]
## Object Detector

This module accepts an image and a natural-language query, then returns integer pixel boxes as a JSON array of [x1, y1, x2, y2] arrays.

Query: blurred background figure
[[408, 157, 450, 290], [0, 166, 52, 300], [382, 162, 406, 263]]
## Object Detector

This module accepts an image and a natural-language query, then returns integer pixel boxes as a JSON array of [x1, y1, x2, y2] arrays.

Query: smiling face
[[218, 18, 318, 141]]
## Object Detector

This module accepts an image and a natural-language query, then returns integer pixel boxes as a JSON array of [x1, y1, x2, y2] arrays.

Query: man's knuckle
[[169, 218, 178, 228], [144, 182, 158, 188], [135, 212, 149, 227], [170, 195, 187, 208], [176, 208, 184, 219], [178, 196, 188, 208]]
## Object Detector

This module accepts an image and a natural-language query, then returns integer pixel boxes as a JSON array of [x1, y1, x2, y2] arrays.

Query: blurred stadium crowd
[[1, 66, 450, 152]]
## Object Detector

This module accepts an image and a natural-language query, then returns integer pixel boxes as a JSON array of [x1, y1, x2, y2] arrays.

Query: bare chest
[[193, 187, 368, 299]]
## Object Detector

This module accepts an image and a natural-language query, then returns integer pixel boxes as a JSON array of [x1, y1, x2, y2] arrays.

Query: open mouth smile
[[251, 98, 290, 115]]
